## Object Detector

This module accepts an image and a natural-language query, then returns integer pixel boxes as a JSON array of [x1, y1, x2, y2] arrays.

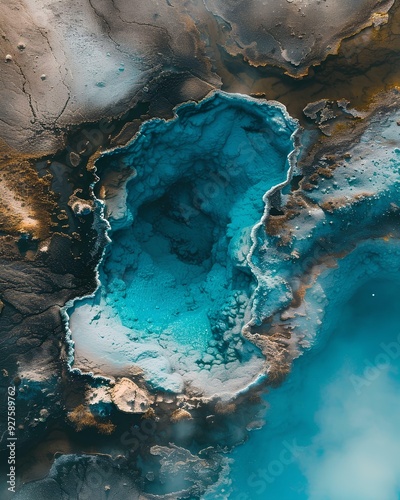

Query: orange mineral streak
[[221, 2, 400, 119], [67, 404, 116, 435], [0, 141, 56, 239]]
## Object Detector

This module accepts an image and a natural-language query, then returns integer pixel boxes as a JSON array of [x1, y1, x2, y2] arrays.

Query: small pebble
[[40, 74, 46, 80], [5, 54, 12, 62], [17, 42, 26, 50]]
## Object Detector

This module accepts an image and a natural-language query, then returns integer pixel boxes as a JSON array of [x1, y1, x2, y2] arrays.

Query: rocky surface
[[245, 89, 400, 382], [111, 377, 153, 414], [1, 1, 400, 498], [204, 0, 395, 76], [0, 0, 393, 156], [0, 0, 218, 154]]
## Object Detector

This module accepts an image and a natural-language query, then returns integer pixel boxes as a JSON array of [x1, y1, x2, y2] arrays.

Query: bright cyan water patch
[[69, 91, 299, 396]]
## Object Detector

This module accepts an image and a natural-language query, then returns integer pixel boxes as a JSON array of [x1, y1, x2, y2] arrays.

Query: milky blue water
[[223, 240, 400, 500]]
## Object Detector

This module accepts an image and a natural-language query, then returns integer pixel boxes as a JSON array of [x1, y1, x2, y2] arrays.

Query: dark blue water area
[[224, 254, 400, 499]]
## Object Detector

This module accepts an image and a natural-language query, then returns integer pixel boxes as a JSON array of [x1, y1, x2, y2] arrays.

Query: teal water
[[102, 92, 297, 350], [69, 92, 299, 393], [224, 241, 400, 500], [66, 91, 400, 497]]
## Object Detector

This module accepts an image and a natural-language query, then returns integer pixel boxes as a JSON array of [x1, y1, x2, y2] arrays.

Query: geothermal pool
[[68, 92, 298, 397]]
